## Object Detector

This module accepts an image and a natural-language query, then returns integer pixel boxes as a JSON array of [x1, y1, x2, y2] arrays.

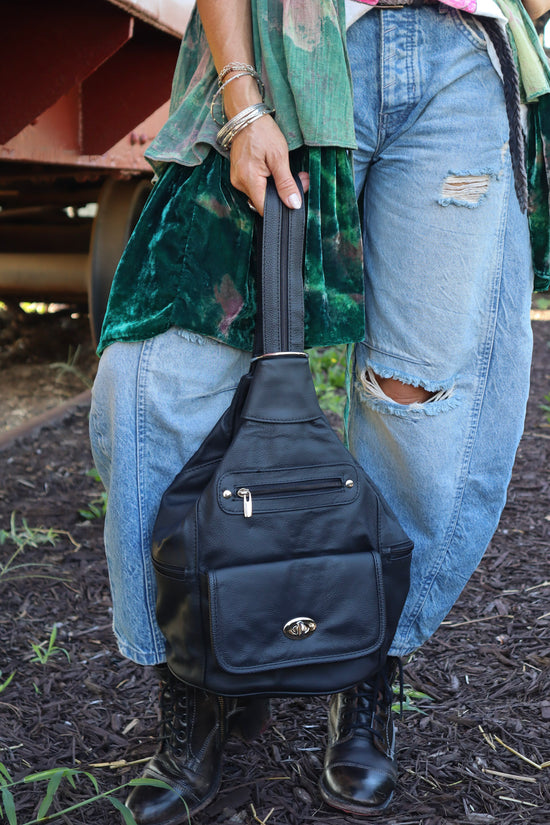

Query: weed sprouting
[[0, 513, 59, 584], [0, 513, 78, 586], [393, 685, 433, 716], [79, 468, 107, 520], [29, 626, 70, 665], [0, 512, 59, 552], [49, 345, 93, 389], [0, 672, 15, 694]]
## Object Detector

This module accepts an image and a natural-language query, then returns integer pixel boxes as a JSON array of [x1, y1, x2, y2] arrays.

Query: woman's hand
[[229, 114, 309, 215], [220, 73, 309, 214]]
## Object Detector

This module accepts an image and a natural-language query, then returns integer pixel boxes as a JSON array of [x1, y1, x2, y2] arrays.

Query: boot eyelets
[[320, 659, 401, 815], [125, 673, 269, 822]]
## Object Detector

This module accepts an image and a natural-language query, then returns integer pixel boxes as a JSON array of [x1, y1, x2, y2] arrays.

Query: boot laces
[[159, 678, 188, 756], [344, 658, 404, 744]]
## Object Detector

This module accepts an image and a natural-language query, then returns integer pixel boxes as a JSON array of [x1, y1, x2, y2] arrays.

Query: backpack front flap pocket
[[208, 551, 385, 674]]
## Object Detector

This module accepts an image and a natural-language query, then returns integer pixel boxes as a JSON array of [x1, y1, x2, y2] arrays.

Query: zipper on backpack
[[237, 488, 253, 518], [234, 476, 354, 519]]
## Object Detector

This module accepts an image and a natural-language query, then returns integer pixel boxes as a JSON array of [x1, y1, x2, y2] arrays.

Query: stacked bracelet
[[211, 62, 266, 127], [216, 102, 275, 150], [217, 62, 259, 86], [210, 71, 265, 126]]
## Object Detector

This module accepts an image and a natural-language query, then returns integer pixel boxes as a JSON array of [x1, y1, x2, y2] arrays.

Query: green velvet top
[[98, 1, 365, 354], [98, 0, 550, 356], [98, 147, 365, 353]]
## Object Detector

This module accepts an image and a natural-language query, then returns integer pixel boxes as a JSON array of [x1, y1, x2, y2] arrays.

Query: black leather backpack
[[152, 179, 412, 696]]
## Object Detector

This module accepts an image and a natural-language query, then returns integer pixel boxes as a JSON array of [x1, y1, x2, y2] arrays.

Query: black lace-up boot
[[125, 667, 270, 825], [320, 657, 402, 816]]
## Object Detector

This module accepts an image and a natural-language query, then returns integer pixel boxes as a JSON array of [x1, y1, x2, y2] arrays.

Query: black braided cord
[[481, 16, 528, 213]]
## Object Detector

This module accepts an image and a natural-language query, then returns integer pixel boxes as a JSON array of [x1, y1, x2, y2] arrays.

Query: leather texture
[[319, 660, 399, 814], [152, 179, 413, 696], [125, 680, 225, 824], [125, 670, 271, 824], [255, 175, 305, 355]]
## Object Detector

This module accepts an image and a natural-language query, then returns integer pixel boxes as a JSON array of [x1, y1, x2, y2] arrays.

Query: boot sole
[[319, 776, 394, 817]]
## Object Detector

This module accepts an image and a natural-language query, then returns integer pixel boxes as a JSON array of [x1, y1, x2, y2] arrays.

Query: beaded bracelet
[[217, 62, 259, 86], [216, 102, 275, 150]]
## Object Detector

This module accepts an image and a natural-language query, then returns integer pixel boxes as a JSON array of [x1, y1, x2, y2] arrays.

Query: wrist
[[222, 74, 263, 119]]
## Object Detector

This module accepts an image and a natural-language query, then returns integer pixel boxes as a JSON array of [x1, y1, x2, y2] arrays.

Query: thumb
[[270, 168, 303, 210]]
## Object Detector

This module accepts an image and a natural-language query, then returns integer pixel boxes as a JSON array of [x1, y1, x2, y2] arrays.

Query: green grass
[[532, 293, 550, 311], [0, 672, 15, 695], [29, 626, 70, 666], [0, 514, 61, 585], [0, 763, 173, 825], [79, 468, 107, 520], [49, 345, 93, 390], [308, 345, 347, 418]]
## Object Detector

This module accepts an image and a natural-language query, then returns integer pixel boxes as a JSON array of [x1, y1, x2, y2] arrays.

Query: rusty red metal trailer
[[0, 0, 192, 341]]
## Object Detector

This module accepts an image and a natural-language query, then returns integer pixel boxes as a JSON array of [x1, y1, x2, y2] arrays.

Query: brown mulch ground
[[0, 306, 98, 433], [0, 310, 548, 825]]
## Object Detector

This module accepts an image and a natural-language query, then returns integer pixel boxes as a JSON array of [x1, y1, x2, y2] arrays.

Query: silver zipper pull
[[237, 488, 253, 518]]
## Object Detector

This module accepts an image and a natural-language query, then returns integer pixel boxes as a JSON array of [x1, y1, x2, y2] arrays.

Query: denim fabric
[[90, 6, 533, 664], [90, 330, 250, 663], [346, 7, 533, 654]]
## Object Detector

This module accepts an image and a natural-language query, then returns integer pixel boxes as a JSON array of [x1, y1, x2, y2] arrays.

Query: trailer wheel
[[87, 177, 151, 346]]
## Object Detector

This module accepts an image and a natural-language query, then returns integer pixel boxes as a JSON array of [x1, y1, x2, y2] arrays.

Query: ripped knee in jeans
[[360, 367, 457, 416]]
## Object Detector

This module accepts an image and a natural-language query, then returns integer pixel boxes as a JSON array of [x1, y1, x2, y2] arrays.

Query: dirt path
[[0, 319, 548, 825]]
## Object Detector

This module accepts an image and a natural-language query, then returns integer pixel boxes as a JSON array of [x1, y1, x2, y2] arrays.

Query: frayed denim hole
[[362, 361, 456, 394], [438, 173, 491, 208], [359, 368, 458, 418]]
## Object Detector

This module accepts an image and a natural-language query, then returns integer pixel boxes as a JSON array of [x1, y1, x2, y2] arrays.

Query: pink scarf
[[352, 0, 478, 13]]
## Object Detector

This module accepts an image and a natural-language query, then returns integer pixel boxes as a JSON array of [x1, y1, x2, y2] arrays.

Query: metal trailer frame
[[0, 0, 193, 342]]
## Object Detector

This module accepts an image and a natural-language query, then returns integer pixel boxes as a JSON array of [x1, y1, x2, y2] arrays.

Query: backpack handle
[[253, 176, 306, 356]]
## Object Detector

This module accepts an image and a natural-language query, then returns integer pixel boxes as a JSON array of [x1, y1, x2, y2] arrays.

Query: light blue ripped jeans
[[89, 6, 533, 665]]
